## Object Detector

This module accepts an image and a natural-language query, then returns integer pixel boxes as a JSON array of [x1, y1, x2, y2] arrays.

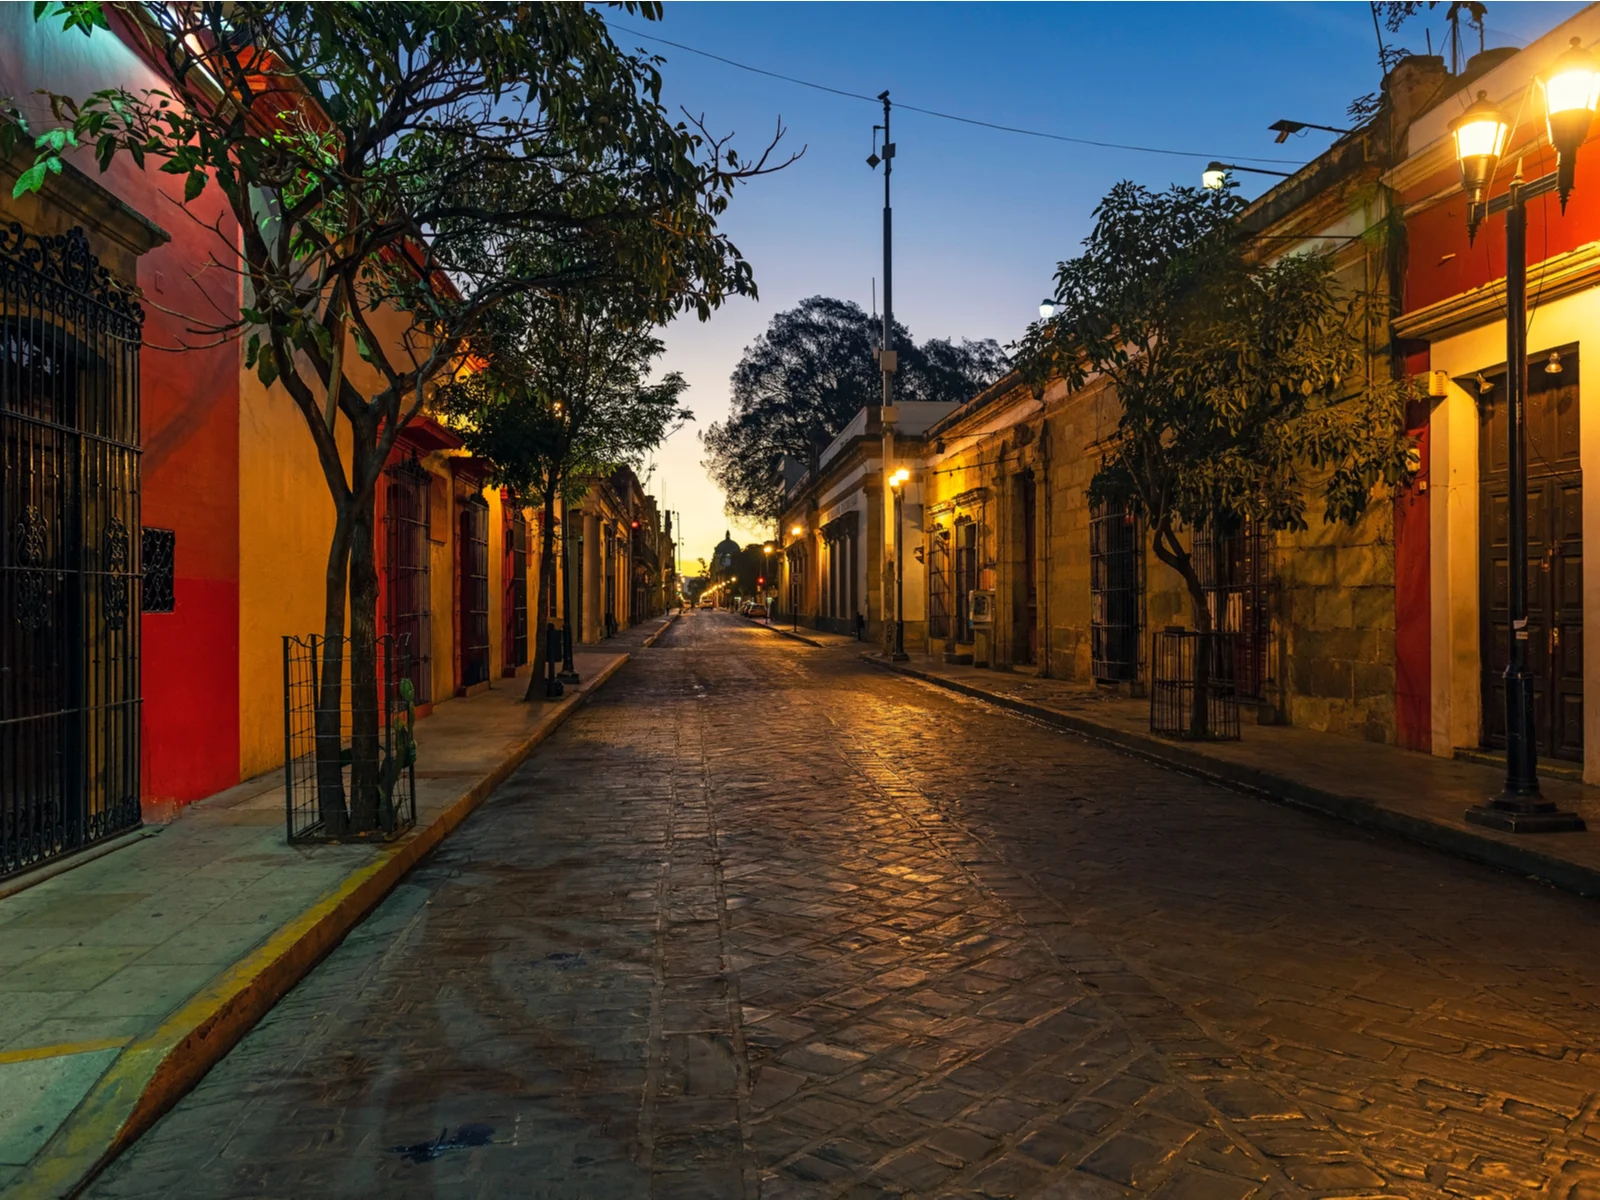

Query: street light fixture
[[889, 467, 910, 662], [1268, 117, 1354, 143], [1201, 160, 1295, 190], [1453, 48, 1598, 834]]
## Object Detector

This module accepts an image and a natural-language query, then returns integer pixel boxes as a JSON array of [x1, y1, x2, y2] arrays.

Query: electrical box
[[1428, 369, 1450, 398]]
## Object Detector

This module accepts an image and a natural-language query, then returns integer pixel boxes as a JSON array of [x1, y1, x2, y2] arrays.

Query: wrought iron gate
[[2, 224, 143, 879], [1090, 500, 1143, 682]]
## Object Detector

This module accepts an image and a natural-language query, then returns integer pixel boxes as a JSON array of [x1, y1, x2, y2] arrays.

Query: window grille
[[140, 527, 175, 613], [385, 460, 431, 704], [1193, 518, 1275, 701], [1090, 501, 1142, 682], [505, 509, 527, 670], [953, 519, 977, 642], [459, 497, 490, 686], [928, 527, 951, 639], [2, 225, 144, 878]]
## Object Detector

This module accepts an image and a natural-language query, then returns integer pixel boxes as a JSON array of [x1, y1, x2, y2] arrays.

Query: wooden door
[[1479, 345, 1583, 762]]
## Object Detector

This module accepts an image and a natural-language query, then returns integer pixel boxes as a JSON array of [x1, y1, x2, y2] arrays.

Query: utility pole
[[870, 91, 900, 658]]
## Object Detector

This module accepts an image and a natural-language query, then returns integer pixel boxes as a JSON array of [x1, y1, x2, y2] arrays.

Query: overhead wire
[[610, 23, 1307, 168]]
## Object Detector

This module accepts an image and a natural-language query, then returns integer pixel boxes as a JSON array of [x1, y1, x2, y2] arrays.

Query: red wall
[[1393, 125, 1600, 755], [1405, 136, 1600, 312], [133, 180, 242, 806]]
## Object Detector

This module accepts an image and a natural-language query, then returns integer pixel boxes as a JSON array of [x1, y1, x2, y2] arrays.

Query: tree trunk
[[523, 487, 559, 701], [346, 461, 383, 832], [315, 506, 353, 836], [1152, 519, 1214, 737]]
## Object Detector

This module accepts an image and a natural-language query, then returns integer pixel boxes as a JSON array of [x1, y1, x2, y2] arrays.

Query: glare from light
[[1453, 113, 1509, 160], [1201, 163, 1228, 190], [1038, 301, 1056, 320], [1544, 40, 1600, 117]]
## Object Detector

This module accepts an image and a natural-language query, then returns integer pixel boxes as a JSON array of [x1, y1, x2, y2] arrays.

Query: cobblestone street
[[90, 612, 1600, 1199]]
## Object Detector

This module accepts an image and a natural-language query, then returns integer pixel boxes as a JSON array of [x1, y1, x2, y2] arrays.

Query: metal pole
[[1501, 180, 1538, 803], [879, 90, 898, 659], [1467, 173, 1583, 832], [893, 488, 907, 660]]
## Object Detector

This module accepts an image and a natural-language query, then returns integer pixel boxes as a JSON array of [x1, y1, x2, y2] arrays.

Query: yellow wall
[[237, 343, 350, 778], [237, 310, 510, 775]]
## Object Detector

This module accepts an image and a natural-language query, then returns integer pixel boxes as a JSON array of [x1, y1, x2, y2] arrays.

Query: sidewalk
[[838, 649, 1600, 902], [0, 613, 673, 1199], [742, 615, 864, 650]]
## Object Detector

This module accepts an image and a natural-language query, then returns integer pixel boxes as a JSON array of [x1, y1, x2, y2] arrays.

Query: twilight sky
[[622, 1, 1584, 575]]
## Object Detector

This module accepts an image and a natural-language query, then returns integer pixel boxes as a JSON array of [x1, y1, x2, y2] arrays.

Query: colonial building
[[776, 401, 957, 640], [1389, 9, 1600, 782], [0, 8, 668, 878], [779, 15, 1600, 777]]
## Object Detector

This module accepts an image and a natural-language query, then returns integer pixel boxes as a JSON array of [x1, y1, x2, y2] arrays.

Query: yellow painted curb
[[8, 652, 630, 1200], [0, 1038, 130, 1066]]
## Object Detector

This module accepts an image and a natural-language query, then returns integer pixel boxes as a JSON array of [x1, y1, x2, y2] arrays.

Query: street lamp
[[889, 467, 910, 662], [1201, 160, 1294, 190], [1453, 44, 1597, 833]]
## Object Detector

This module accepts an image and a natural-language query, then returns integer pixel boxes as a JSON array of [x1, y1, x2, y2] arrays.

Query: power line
[[612, 23, 1307, 168]]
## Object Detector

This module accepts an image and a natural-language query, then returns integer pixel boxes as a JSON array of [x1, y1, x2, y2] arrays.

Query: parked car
[[747, 604, 768, 619], [699, 599, 715, 609]]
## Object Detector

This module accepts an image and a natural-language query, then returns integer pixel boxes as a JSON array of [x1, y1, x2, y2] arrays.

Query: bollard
[[544, 623, 564, 698]]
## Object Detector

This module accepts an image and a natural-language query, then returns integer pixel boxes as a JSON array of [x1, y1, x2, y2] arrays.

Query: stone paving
[[89, 611, 1600, 1198], [0, 645, 630, 1192]]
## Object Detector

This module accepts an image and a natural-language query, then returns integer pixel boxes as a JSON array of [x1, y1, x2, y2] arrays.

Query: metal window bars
[[506, 509, 527, 671], [1193, 518, 1276, 702], [2, 224, 144, 880], [1089, 500, 1143, 683], [385, 459, 432, 706], [459, 497, 490, 686]]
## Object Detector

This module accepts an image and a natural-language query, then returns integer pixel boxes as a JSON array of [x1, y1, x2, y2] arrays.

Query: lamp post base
[[890, 652, 909, 662], [557, 670, 581, 684], [1465, 801, 1586, 833]]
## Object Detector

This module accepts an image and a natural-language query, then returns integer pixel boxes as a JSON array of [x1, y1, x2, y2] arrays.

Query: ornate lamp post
[[1455, 40, 1597, 833], [890, 467, 910, 661]]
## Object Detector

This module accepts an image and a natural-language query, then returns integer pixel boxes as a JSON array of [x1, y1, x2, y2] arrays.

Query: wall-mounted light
[[1546, 352, 1565, 375]]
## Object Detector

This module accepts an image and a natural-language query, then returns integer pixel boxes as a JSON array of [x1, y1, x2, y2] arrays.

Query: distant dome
[[712, 529, 740, 570]]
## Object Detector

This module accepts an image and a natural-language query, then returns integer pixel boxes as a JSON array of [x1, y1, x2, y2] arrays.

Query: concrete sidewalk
[[0, 613, 673, 1199], [741, 614, 864, 650], [832, 647, 1600, 902]]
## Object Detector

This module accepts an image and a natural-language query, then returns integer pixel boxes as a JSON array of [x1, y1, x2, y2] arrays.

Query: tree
[[1014, 180, 1413, 734], [12, 1, 786, 833], [702, 296, 1006, 523], [438, 293, 689, 699]]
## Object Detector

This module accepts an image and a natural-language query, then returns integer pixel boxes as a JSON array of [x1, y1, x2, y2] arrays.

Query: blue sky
[[627, 1, 1585, 572]]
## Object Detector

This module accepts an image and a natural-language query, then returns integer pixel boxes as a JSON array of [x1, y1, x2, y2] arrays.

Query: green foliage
[[1014, 179, 1415, 614], [9, 0, 786, 831], [436, 292, 691, 506], [32, 1, 108, 36], [14, 0, 786, 507], [703, 296, 1008, 523]]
